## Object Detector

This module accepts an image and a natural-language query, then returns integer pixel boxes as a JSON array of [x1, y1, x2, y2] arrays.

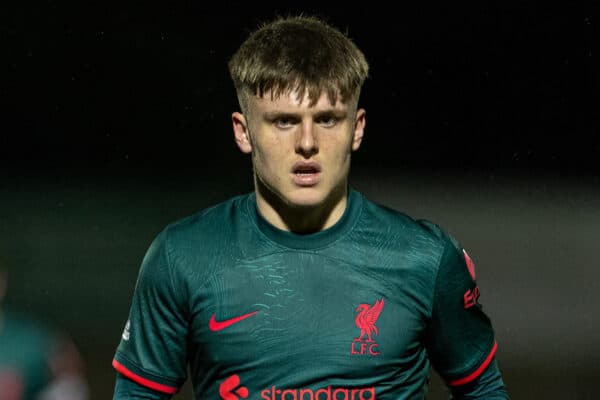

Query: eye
[[273, 117, 296, 129], [316, 116, 338, 127], [274, 118, 293, 129]]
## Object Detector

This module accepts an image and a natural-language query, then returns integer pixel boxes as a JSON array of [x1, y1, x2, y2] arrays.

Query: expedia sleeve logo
[[461, 250, 481, 309]]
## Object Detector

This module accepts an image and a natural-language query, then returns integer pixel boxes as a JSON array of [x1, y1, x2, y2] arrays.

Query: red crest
[[354, 298, 384, 342]]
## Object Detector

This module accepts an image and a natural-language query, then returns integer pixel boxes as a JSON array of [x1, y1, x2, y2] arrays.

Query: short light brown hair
[[228, 15, 369, 113]]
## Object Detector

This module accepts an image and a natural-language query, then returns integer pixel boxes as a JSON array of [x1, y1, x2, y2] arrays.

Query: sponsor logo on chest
[[219, 374, 376, 400]]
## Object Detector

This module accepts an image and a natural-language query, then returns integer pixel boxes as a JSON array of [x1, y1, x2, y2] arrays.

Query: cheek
[[323, 135, 354, 161], [252, 137, 285, 170]]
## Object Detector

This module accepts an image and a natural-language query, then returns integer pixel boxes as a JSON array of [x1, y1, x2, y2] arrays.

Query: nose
[[295, 121, 318, 157]]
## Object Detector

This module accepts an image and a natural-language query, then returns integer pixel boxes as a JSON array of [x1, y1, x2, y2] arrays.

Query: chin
[[283, 188, 327, 208]]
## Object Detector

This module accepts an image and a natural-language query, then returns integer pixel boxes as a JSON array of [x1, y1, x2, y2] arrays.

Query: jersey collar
[[247, 188, 363, 250]]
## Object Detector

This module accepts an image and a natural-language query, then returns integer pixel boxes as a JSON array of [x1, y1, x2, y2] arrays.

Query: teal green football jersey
[[113, 189, 497, 399], [0, 310, 55, 400]]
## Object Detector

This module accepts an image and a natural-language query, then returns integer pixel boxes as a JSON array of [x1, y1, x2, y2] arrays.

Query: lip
[[291, 161, 322, 187], [291, 161, 322, 174]]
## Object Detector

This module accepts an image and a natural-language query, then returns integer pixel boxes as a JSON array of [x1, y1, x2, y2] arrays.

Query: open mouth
[[294, 167, 319, 175], [292, 162, 321, 175], [291, 162, 321, 186]]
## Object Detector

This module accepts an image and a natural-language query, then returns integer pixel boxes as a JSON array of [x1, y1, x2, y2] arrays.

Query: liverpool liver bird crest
[[354, 298, 384, 342]]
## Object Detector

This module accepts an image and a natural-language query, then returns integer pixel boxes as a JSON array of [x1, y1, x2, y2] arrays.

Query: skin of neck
[[254, 174, 349, 234]]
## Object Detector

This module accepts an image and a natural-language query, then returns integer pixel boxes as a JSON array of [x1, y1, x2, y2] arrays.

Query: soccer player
[[0, 267, 89, 400], [112, 15, 509, 399]]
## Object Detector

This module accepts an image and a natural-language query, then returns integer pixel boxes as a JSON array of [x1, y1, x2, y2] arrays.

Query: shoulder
[[359, 193, 450, 248], [161, 192, 252, 245], [355, 192, 465, 275], [138, 193, 253, 282]]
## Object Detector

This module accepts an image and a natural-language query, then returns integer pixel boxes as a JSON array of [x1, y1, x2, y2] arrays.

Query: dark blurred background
[[1, 3, 598, 399]]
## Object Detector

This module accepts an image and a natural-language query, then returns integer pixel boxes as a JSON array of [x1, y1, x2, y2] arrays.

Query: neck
[[255, 179, 348, 234]]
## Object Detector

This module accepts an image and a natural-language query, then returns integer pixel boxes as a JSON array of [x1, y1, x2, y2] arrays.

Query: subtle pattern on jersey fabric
[[114, 189, 497, 399]]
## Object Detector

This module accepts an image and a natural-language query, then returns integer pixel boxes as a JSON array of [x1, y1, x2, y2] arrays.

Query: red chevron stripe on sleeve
[[113, 359, 178, 394], [447, 342, 498, 386]]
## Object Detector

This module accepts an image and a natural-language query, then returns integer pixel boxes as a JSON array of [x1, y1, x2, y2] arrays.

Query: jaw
[[258, 173, 347, 209], [255, 173, 327, 209], [254, 173, 349, 233]]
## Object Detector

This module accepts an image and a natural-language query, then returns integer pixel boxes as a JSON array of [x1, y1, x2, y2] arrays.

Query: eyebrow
[[263, 110, 348, 120]]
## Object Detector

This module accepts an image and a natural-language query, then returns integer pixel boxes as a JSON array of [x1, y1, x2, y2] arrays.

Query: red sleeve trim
[[447, 341, 498, 386], [112, 359, 178, 394]]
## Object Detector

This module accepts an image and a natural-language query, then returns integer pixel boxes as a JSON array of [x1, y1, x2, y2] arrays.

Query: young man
[[113, 16, 509, 399], [0, 268, 89, 400]]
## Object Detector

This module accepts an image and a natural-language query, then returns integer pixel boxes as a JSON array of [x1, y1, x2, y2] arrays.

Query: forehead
[[250, 89, 350, 114]]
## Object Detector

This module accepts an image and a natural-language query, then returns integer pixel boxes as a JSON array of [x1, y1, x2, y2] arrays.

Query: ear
[[351, 108, 366, 151], [232, 112, 252, 154]]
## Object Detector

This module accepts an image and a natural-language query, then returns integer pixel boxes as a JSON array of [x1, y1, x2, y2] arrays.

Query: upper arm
[[425, 234, 499, 388], [449, 358, 510, 399], [113, 373, 173, 400], [112, 229, 189, 395]]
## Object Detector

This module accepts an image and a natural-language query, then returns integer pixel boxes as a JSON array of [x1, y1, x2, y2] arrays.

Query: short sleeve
[[113, 228, 188, 395], [425, 233, 497, 387]]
